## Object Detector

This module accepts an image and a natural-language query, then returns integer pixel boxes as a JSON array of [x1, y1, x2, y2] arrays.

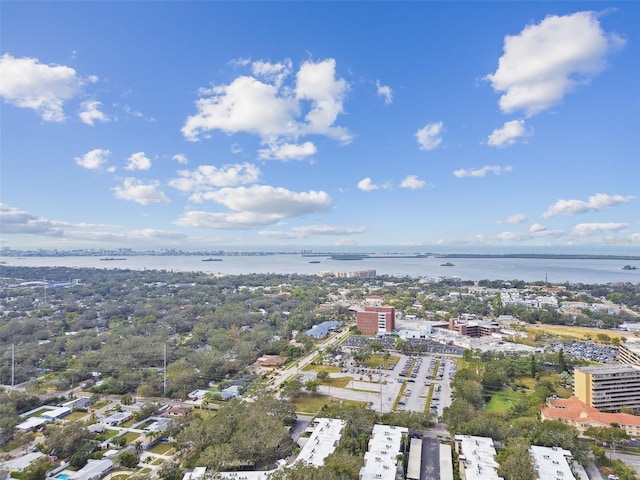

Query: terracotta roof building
[[541, 396, 640, 437]]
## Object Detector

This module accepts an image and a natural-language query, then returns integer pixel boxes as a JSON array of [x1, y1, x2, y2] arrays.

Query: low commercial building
[[574, 364, 640, 412]]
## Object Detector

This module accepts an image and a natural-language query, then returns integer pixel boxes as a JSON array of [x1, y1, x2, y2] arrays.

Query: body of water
[[1, 254, 639, 284]]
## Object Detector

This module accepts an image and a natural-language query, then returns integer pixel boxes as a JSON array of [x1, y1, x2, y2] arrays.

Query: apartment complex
[[356, 306, 395, 335], [574, 364, 640, 412], [618, 342, 640, 366]]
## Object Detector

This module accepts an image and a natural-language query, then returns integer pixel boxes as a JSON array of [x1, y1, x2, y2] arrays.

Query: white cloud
[[572, 222, 628, 237], [182, 58, 351, 149], [376, 80, 393, 104], [196, 185, 331, 218], [113, 178, 169, 205], [499, 213, 527, 224], [357, 178, 384, 192], [400, 175, 426, 190], [75, 148, 111, 170], [174, 211, 282, 230], [258, 141, 317, 161], [169, 163, 260, 192], [485, 11, 625, 116], [543, 193, 635, 218], [252, 59, 292, 88], [0, 204, 62, 235], [453, 165, 513, 178], [260, 224, 368, 239], [415, 122, 444, 151], [125, 152, 152, 171], [0, 53, 85, 122], [172, 154, 188, 164], [78, 100, 109, 126], [487, 119, 532, 147], [529, 223, 548, 233], [295, 58, 351, 142]]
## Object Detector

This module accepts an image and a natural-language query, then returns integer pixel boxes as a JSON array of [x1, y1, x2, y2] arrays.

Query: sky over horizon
[[1, 2, 638, 252]]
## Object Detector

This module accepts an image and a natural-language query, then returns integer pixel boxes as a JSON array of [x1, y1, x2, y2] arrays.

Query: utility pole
[[11, 343, 15, 388], [163, 343, 167, 396]]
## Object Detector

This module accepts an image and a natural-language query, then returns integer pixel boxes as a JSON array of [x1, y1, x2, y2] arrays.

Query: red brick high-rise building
[[356, 306, 395, 335]]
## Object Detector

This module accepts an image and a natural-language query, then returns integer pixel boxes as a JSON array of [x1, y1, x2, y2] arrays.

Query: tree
[[281, 379, 303, 400], [316, 370, 329, 383], [157, 461, 183, 480], [119, 451, 139, 468], [497, 437, 536, 480], [305, 379, 319, 394]]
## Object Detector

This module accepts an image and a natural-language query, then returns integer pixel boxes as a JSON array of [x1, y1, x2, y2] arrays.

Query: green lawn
[[149, 442, 175, 455], [484, 389, 522, 414], [322, 376, 352, 388], [363, 354, 401, 369], [293, 393, 366, 414]]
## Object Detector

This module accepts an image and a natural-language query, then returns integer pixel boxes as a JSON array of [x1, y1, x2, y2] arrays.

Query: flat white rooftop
[[360, 424, 409, 480], [530, 445, 575, 480], [297, 417, 346, 466], [455, 435, 503, 480]]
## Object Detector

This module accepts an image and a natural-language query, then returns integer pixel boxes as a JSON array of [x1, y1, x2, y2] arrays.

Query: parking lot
[[317, 352, 458, 416]]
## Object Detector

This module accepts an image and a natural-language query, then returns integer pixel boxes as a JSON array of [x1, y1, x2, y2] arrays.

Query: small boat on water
[[100, 257, 126, 261], [308, 260, 321, 264], [440, 262, 455, 267], [202, 258, 223, 262], [622, 265, 637, 270]]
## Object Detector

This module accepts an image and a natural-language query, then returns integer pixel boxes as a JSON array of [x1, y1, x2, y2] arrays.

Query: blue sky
[[1, 1, 638, 252]]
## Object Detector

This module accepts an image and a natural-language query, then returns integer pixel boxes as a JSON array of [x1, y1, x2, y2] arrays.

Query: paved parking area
[[312, 353, 458, 415]]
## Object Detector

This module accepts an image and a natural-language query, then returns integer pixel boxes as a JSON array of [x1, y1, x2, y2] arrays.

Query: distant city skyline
[[1, 2, 638, 251]]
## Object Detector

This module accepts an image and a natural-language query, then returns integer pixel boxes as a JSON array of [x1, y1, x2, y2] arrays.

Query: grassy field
[[149, 442, 175, 455], [293, 393, 367, 414], [526, 324, 626, 342], [321, 376, 352, 388], [484, 388, 522, 414], [363, 354, 401, 369]]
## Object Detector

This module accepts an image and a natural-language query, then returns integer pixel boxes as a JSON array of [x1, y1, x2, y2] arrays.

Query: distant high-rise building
[[574, 364, 640, 412], [356, 306, 395, 335]]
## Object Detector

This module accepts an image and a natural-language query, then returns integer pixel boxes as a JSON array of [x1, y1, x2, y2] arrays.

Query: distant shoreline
[[436, 254, 640, 261]]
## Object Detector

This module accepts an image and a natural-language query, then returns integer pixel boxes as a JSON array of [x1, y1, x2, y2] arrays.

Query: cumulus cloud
[[0, 204, 187, 246], [174, 211, 283, 230], [400, 175, 426, 190], [543, 193, 635, 218], [357, 177, 391, 192], [78, 100, 109, 126], [376, 80, 393, 104], [195, 185, 331, 218], [415, 122, 444, 151], [485, 11, 625, 116], [169, 163, 260, 192], [125, 152, 152, 171], [499, 213, 528, 224], [75, 148, 111, 170], [258, 141, 317, 161], [572, 222, 628, 237], [487, 119, 532, 147], [0, 204, 62, 235], [453, 165, 513, 178], [0, 53, 85, 122], [252, 59, 292, 88], [172, 154, 188, 164], [181, 57, 351, 151], [113, 178, 169, 205], [260, 224, 368, 239]]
